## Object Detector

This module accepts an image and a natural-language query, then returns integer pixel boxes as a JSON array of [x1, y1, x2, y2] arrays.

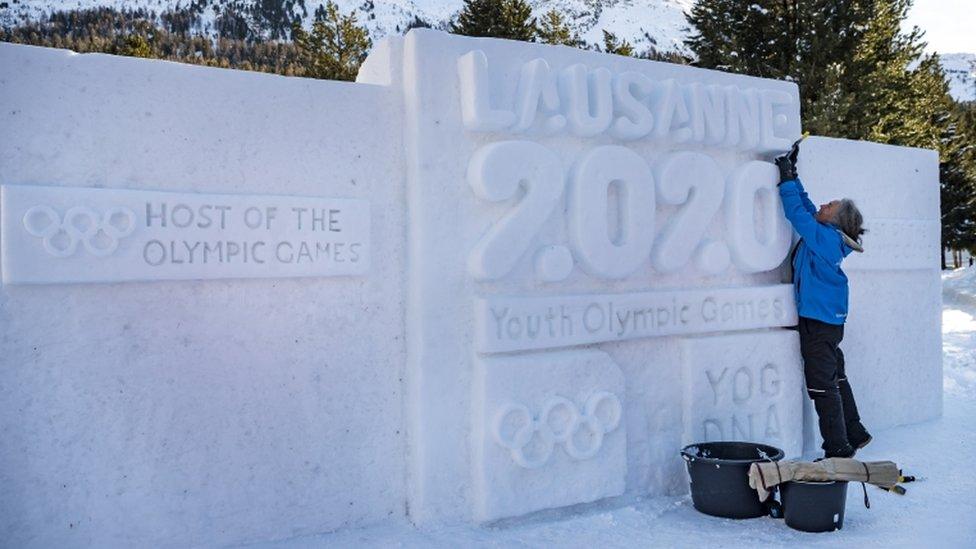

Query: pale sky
[[904, 0, 976, 53]]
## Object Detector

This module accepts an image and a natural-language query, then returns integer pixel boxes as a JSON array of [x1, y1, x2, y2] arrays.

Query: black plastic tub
[[780, 480, 849, 532], [681, 441, 784, 519]]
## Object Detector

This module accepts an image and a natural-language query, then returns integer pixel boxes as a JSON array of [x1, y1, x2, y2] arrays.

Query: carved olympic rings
[[22, 205, 136, 258], [492, 391, 623, 469]]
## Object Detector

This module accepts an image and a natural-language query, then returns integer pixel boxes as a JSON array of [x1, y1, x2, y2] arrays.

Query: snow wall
[[0, 44, 407, 547], [0, 30, 941, 546]]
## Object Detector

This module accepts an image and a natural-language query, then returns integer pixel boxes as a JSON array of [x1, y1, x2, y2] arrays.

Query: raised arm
[[793, 178, 818, 216], [778, 179, 843, 262]]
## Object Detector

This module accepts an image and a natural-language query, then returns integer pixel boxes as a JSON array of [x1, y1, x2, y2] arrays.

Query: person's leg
[[835, 338, 872, 448], [798, 317, 853, 457]]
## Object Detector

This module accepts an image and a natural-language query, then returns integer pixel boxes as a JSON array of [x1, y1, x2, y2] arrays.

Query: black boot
[[811, 390, 853, 457], [824, 442, 856, 459], [847, 421, 872, 450]]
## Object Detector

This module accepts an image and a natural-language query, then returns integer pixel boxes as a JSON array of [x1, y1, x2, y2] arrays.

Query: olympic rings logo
[[22, 205, 137, 258], [492, 392, 622, 469]]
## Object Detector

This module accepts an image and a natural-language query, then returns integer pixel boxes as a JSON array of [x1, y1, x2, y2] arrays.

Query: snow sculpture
[[22, 204, 136, 258], [376, 29, 810, 525], [473, 350, 626, 522], [0, 42, 401, 548], [455, 51, 798, 151], [724, 160, 793, 273], [467, 141, 794, 282], [559, 64, 614, 137], [492, 391, 622, 468], [681, 331, 805, 457], [568, 145, 656, 278], [797, 138, 943, 435], [2, 185, 370, 283], [652, 79, 693, 142], [650, 152, 727, 274], [459, 50, 516, 131], [467, 141, 564, 280], [475, 285, 796, 353], [610, 71, 655, 140], [0, 28, 943, 546], [533, 244, 574, 282], [512, 58, 565, 134]]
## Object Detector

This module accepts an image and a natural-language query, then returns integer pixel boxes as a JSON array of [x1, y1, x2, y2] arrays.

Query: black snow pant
[[798, 316, 863, 454]]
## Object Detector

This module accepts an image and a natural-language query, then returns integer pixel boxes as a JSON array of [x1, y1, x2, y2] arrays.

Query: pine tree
[[116, 33, 153, 58], [601, 30, 634, 57], [1, 6, 317, 77], [251, 0, 301, 41], [941, 102, 976, 266], [292, 1, 371, 81], [537, 10, 577, 46], [686, 1, 780, 76], [687, 0, 874, 132], [451, 0, 536, 42], [686, 0, 976, 262], [841, 1, 976, 261], [215, 3, 253, 42], [840, 0, 932, 143]]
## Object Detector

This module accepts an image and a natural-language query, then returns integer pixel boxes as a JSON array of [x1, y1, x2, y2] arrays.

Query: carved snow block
[[798, 137, 942, 430], [1, 184, 370, 284], [473, 349, 626, 522], [372, 29, 804, 523], [680, 330, 804, 457]]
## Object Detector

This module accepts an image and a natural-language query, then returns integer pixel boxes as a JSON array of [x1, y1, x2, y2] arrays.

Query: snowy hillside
[[940, 53, 976, 103], [1, 0, 696, 55], [3, 1, 973, 101]]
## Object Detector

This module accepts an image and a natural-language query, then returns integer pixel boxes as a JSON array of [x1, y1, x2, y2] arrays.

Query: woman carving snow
[[775, 141, 872, 458]]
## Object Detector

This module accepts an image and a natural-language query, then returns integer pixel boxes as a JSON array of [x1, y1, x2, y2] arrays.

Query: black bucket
[[780, 480, 848, 532], [681, 441, 784, 519]]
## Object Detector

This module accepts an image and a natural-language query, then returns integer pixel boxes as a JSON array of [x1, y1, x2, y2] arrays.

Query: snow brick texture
[[0, 44, 406, 547], [797, 138, 942, 449], [0, 29, 941, 545]]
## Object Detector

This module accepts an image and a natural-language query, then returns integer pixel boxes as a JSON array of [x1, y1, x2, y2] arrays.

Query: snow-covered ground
[[251, 267, 976, 548], [944, 266, 976, 396]]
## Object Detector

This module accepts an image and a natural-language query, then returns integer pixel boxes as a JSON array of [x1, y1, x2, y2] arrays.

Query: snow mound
[[943, 266, 976, 396]]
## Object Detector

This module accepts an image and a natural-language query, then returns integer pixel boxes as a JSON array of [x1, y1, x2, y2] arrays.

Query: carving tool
[[787, 131, 810, 155]]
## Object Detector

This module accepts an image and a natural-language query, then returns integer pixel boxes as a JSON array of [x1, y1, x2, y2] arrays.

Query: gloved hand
[[774, 138, 802, 184]]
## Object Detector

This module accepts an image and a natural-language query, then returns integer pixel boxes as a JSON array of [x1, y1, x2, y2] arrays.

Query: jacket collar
[[836, 228, 864, 253]]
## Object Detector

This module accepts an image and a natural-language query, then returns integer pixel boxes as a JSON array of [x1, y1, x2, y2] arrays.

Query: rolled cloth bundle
[[748, 458, 900, 501]]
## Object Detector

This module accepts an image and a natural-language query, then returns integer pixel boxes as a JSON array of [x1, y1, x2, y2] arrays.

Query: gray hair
[[834, 198, 866, 243]]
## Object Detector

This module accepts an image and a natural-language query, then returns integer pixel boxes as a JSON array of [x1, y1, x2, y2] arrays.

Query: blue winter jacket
[[778, 178, 856, 325]]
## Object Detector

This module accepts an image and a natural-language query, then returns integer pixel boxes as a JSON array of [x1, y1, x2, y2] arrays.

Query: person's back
[[779, 187, 862, 326], [775, 142, 872, 458]]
